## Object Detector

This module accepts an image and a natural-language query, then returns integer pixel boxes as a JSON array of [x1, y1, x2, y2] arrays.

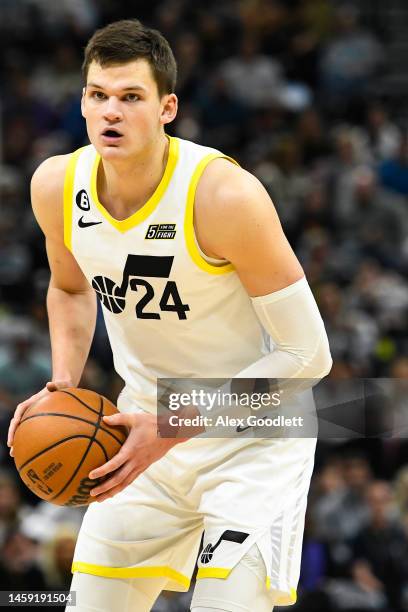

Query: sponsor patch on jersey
[[145, 224, 176, 240], [76, 189, 90, 211]]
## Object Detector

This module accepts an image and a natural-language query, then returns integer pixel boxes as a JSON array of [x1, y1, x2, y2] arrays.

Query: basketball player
[[8, 20, 332, 612]]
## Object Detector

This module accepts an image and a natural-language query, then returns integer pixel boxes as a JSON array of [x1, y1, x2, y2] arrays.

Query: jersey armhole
[[184, 153, 238, 275], [63, 147, 86, 251]]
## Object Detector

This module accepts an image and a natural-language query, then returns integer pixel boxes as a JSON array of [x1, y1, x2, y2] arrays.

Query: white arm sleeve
[[159, 277, 332, 431], [236, 276, 332, 380]]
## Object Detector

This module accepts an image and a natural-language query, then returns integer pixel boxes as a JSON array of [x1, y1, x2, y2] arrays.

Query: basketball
[[13, 388, 127, 507]]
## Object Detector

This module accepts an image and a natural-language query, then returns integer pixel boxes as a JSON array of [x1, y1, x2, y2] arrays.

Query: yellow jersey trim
[[273, 588, 298, 605], [90, 135, 179, 233], [197, 568, 277, 593], [184, 153, 238, 275], [197, 567, 231, 580], [63, 147, 86, 251], [71, 561, 190, 589]]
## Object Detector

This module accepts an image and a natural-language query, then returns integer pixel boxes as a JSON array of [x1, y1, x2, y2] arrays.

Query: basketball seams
[[60, 390, 101, 415], [17, 435, 104, 472], [49, 395, 106, 501], [48, 436, 109, 502], [59, 391, 126, 441], [19, 412, 125, 446]]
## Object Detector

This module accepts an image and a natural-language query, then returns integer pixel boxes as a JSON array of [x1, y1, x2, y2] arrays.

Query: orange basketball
[[13, 388, 127, 506]]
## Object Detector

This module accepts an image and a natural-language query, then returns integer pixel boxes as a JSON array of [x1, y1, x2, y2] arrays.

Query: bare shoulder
[[196, 157, 269, 208], [31, 154, 72, 238], [195, 157, 281, 260]]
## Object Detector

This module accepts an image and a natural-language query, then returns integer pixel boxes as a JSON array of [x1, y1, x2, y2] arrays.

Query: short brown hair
[[82, 19, 177, 97]]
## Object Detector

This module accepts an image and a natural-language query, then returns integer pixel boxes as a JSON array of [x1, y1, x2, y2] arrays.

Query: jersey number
[[92, 255, 190, 320]]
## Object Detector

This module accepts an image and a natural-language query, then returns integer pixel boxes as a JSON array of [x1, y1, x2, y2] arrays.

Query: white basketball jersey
[[64, 136, 269, 413]]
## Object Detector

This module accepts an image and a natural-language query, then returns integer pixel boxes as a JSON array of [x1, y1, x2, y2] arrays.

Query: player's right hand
[[7, 380, 72, 455]]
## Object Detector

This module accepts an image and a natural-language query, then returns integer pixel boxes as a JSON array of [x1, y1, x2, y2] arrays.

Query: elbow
[[318, 352, 333, 379], [309, 334, 333, 379]]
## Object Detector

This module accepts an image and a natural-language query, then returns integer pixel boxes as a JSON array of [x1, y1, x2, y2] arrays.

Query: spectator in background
[[319, 4, 383, 118], [198, 75, 250, 152], [296, 108, 332, 168], [40, 524, 78, 590], [326, 126, 370, 228], [0, 528, 46, 591], [312, 453, 372, 576], [310, 460, 346, 544], [195, 9, 238, 67], [379, 133, 408, 197], [253, 136, 310, 240], [18, 499, 85, 545], [174, 32, 203, 101], [30, 43, 82, 110], [394, 465, 408, 535], [349, 260, 408, 346], [0, 327, 50, 411], [0, 219, 33, 312], [284, 0, 333, 92], [335, 167, 407, 270], [0, 471, 29, 547], [28, 0, 98, 35], [363, 103, 401, 162], [293, 182, 335, 247], [351, 481, 408, 612], [317, 282, 378, 373], [219, 34, 285, 109]]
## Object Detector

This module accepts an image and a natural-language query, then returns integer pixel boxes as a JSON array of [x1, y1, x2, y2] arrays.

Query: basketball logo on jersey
[[200, 530, 249, 564], [145, 224, 176, 239], [92, 254, 190, 320]]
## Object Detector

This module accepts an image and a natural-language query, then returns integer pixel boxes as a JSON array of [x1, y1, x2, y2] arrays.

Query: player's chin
[[99, 143, 127, 158]]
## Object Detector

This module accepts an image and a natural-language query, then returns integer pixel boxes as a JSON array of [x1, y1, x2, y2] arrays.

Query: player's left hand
[[88, 412, 185, 502]]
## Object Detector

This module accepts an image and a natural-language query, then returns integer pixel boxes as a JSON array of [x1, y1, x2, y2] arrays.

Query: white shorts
[[72, 436, 316, 607]]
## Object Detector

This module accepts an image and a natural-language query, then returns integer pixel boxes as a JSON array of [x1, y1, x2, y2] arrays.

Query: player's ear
[[81, 87, 86, 118], [160, 93, 178, 126]]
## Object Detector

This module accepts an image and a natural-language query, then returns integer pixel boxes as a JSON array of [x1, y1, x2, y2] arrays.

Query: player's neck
[[97, 134, 169, 220]]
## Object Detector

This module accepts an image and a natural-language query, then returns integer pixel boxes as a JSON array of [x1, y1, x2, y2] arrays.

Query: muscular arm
[[8, 156, 97, 450], [31, 156, 97, 385], [195, 159, 332, 381]]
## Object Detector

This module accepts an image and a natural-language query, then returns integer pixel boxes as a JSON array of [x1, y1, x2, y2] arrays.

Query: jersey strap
[[184, 153, 238, 275], [63, 146, 88, 251]]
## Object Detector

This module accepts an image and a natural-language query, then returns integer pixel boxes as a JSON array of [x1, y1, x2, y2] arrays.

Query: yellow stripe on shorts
[[71, 562, 190, 590]]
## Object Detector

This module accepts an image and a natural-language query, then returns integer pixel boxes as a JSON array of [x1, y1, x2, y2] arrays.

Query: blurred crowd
[[0, 0, 408, 610]]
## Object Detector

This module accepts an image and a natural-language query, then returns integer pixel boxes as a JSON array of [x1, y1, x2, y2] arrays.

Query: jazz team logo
[[200, 530, 249, 564], [92, 254, 190, 320], [145, 224, 176, 239]]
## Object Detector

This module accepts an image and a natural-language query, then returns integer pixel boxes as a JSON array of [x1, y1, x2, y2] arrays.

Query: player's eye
[[92, 91, 106, 101], [124, 93, 139, 102]]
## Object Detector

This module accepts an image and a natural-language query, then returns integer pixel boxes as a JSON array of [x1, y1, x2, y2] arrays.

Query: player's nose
[[103, 97, 123, 122]]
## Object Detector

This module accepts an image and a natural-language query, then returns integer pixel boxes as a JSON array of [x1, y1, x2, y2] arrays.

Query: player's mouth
[[101, 128, 124, 144]]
